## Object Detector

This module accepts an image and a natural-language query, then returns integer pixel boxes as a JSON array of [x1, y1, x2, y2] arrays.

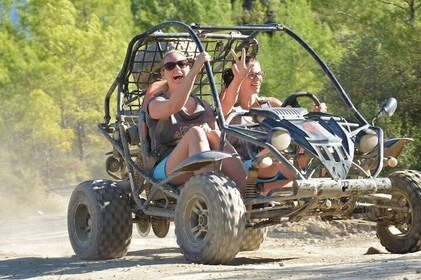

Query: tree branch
[[379, 0, 406, 10]]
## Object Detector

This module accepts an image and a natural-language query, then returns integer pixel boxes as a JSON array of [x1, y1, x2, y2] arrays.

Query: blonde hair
[[163, 49, 186, 62]]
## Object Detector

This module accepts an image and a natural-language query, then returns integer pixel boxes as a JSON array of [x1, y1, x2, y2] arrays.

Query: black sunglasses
[[163, 59, 189, 71]]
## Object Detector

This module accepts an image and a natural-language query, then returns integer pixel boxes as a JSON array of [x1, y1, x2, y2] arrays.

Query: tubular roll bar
[[102, 21, 369, 128]]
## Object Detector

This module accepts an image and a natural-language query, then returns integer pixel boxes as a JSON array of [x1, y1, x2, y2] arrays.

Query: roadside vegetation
[[1, 0, 420, 214]]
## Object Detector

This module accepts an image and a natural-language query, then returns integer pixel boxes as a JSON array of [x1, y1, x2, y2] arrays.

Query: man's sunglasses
[[163, 59, 189, 71]]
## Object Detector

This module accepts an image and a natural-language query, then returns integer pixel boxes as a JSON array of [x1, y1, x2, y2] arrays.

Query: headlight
[[357, 129, 378, 153], [385, 156, 398, 167], [269, 128, 291, 151]]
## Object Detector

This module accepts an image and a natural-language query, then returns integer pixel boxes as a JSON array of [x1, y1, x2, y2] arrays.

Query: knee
[[206, 130, 220, 138], [185, 126, 208, 141]]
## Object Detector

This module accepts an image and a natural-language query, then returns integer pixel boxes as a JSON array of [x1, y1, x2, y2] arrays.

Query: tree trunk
[[76, 122, 85, 160]]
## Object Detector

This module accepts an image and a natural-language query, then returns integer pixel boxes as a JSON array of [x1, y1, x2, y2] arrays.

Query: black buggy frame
[[99, 21, 388, 213]]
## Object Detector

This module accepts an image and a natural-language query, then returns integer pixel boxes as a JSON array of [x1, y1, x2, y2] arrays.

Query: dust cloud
[[0, 177, 71, 220]]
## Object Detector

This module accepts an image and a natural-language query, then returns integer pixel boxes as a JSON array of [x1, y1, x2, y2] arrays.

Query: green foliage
[[22, 89, 74, 151], [316, 0, 421, 168], [242, 0, 267, 23], [256, 0, 339, 101], [0, 0, 419, 193], [0, 0, 133, 189], [131, 0, 233, 30]]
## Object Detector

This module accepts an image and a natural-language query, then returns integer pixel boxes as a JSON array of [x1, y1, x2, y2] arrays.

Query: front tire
[[376, 170, 421, 253], [175, 173, 246, 264], [67, 180, 132, 260]]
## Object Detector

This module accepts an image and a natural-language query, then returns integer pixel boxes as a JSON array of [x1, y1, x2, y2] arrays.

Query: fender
[[383, 138, 414, 158], [358, 137, 413, 172], [171, 150, 233, 174]]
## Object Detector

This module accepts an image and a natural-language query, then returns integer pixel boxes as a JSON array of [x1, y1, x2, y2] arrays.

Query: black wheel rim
[[185, 194, 209, 244], [384, 190, 413, 239], [74, 204, 91, 242]]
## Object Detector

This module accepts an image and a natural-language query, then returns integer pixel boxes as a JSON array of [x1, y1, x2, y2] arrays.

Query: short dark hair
[[222, 68, 234, 87]]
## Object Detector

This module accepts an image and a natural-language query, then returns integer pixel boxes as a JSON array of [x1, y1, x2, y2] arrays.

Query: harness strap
[[201, 99, 216, 130], [144, 144, 174, 174]]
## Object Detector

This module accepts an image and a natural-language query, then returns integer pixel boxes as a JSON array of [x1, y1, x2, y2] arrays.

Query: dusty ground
[[1, 185, 421, 280]]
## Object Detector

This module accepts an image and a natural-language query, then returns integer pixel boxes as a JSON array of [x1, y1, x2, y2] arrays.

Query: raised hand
[[230, 48, 252, 80], [191, 51, 211, 74]]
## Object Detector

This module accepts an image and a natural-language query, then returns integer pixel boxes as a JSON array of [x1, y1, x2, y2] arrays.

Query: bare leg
[[207, 130, 247, 194], [254, 149, 293, 180], [166, 126, 210, 185], [254, 150, 301, 194]]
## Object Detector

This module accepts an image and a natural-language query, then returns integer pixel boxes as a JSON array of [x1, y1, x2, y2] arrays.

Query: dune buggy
[[67, 22, 421, 264]]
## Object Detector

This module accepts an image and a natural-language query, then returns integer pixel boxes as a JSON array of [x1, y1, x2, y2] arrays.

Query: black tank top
[[145, 93, 213, 156]]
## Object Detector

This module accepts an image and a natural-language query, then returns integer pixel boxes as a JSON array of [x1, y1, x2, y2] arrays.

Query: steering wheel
[[281, 91, 321, 109]]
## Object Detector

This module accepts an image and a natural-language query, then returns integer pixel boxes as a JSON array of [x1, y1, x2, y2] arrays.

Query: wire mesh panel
[[119, 30, 258, 119]]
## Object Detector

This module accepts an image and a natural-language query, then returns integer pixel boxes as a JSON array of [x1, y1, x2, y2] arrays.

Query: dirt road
[[1, 186, 421, 280]]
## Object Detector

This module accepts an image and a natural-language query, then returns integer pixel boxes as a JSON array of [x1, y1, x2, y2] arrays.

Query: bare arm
[[142, 80, 168, 111], [269, 97, 327, 112], [149, 52, 210, 119], [312, 102, 328, 113], [220, 49, 252, 117], [268, 97, 283, 107]]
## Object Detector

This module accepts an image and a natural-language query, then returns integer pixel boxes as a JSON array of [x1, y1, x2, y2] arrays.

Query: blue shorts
[[243, 159, 286, 183], [153, 156, 169, 180]]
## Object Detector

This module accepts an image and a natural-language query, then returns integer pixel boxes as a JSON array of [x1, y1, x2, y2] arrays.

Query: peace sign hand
[[230, 48, 252, 80]]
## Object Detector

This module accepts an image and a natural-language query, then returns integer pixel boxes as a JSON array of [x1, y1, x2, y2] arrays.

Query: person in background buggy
[[219, 49, 327, 189]]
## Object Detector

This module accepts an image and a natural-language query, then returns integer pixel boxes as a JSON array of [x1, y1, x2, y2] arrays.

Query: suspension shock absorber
[[245, 167, 259, 199], [244, 156, 273, 198]]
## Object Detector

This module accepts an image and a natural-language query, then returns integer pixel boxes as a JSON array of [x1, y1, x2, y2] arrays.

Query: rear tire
[[135, 214, 151, 237], [175, 173, 246, 264], [152, 217, 170, 238], [240, 226, 268, 251], [67, 180, 132, 260], [376, 170, 421, 253]]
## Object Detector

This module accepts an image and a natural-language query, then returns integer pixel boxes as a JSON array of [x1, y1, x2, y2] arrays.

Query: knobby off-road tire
[[377, 170, 421, 253], [175, 173, 246, 264], [134, 153, 152, 193], [240, 226, 268, 251], [152, 217, 171, 238], [67, 180, 132, 260], [135, 214, 151, 237]]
